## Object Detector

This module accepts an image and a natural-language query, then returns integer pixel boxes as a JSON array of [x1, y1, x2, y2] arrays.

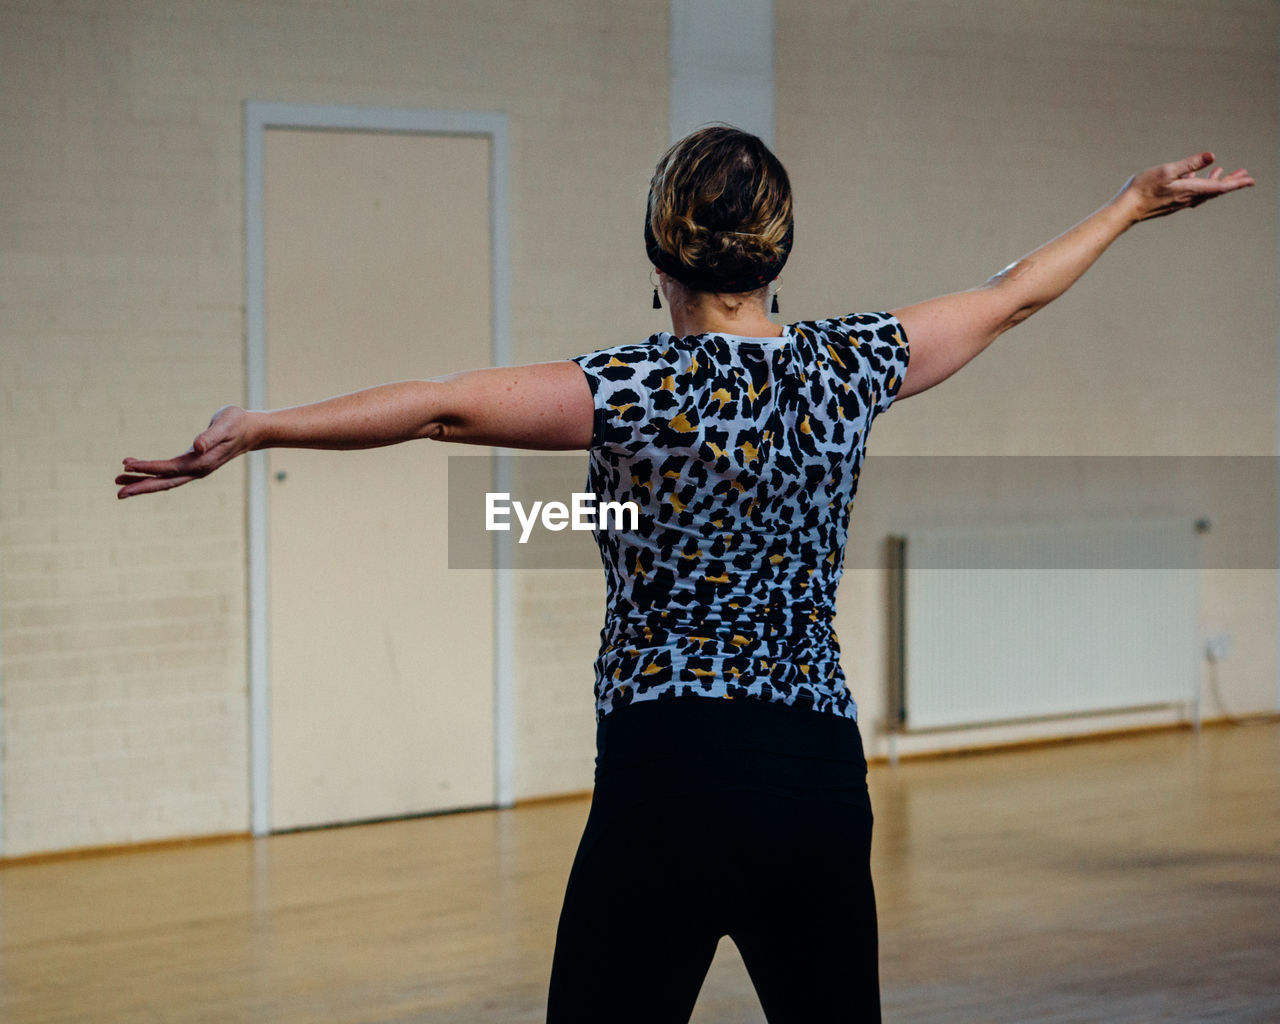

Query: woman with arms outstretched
[[117, 129, 1251, 1023]]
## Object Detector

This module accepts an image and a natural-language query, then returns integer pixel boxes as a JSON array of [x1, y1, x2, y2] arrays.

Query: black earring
[[770, 292, 779, 314], [653, 286, 662, 310]]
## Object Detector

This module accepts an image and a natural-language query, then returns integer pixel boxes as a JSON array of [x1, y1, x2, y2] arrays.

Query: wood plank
[[1, 723, 1276, 1022]]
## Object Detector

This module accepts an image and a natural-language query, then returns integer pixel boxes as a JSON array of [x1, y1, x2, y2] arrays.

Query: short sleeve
[[834, 312, 910, 417], [570, 339, 684, 455]]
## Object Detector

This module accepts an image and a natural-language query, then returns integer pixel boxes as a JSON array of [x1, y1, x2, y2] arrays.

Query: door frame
[[244, 101, 514, 836]]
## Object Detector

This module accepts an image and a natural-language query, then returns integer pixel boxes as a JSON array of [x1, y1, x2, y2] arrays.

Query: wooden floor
[[2, 722, 1277, 1023]]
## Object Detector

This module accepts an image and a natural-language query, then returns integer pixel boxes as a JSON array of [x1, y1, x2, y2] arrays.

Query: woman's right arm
[[890, 152, 1253, 400], [115, 360, 595, 498]]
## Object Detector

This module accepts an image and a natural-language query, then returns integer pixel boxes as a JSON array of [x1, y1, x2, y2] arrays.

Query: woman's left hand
[[1119, 152, 1254, 223], [892, 150, 1254, 400]]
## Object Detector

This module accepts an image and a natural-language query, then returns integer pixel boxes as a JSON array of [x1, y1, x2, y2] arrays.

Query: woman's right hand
[[1118, 151, 1254, 223], [115, 405, 256, 499]]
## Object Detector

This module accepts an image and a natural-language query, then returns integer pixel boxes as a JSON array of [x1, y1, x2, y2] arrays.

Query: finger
[[121, 451, 199, 475], [193, 423, 229, 455], [1178, 175, 1253, 195], [1171, 151, 1214, 177], [116, 474, 197, 499], [114, 472, 187, 486]]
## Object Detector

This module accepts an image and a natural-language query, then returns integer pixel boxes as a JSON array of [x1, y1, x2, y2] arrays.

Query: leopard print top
[[570, 312, 909, 721]]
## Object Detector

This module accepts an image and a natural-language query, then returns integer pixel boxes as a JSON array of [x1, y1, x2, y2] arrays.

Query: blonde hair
[[646, 125, 793, 288]]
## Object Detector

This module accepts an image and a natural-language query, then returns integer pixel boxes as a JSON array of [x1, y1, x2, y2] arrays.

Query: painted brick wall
[[0, 0, 667, 856], [776, 0, 1279, 756], [2, 0, 1275, 854]]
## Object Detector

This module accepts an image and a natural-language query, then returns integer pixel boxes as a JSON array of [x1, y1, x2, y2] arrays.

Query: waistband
[[595, 695, 867, 775]]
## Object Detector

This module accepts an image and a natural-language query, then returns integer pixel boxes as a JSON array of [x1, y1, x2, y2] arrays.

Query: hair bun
[[707, 228, 779, 270], [645, 126, 793, 294]]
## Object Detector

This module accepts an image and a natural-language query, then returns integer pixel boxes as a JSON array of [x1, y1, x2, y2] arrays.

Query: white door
[[263, 128, 495, 831]]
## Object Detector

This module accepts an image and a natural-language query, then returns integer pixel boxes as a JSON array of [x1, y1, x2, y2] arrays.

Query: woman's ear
[[655, 268, 677, 307]]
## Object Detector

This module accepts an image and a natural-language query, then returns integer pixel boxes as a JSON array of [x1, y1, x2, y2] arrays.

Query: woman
[[117, 128, 1251, 1023]]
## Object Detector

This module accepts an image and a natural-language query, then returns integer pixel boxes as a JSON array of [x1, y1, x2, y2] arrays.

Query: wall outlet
[[1205, 634, 1231, 663]]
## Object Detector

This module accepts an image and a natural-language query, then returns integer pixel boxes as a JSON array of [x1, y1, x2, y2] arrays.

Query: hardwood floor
[[2, 722, 1276, 1023]]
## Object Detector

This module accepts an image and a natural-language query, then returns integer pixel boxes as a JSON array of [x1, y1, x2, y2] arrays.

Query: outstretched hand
[[116, 405, 254, 499], [1121, 152, 1254, 222]]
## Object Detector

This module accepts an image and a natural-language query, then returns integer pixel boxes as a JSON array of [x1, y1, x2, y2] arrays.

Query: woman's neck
[[665, 289, 783, 339]]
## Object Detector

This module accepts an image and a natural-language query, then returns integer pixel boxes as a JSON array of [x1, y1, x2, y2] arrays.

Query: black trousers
[[545, 697, 881, 1024]]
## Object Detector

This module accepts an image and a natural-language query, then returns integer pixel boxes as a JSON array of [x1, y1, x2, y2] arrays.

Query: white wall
[[0, 0, 1274, 856], [0, 0, 667, 857], [776, 0, 1279, 757], [670, 0, 774, 144]]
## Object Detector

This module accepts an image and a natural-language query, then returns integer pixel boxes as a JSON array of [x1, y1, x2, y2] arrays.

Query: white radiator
[[891, 519, 1200, 732]]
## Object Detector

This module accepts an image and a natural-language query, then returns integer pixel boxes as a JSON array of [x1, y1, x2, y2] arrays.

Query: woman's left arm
[[891, 152, 1254, 400], [115, 360, 595, 498]]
